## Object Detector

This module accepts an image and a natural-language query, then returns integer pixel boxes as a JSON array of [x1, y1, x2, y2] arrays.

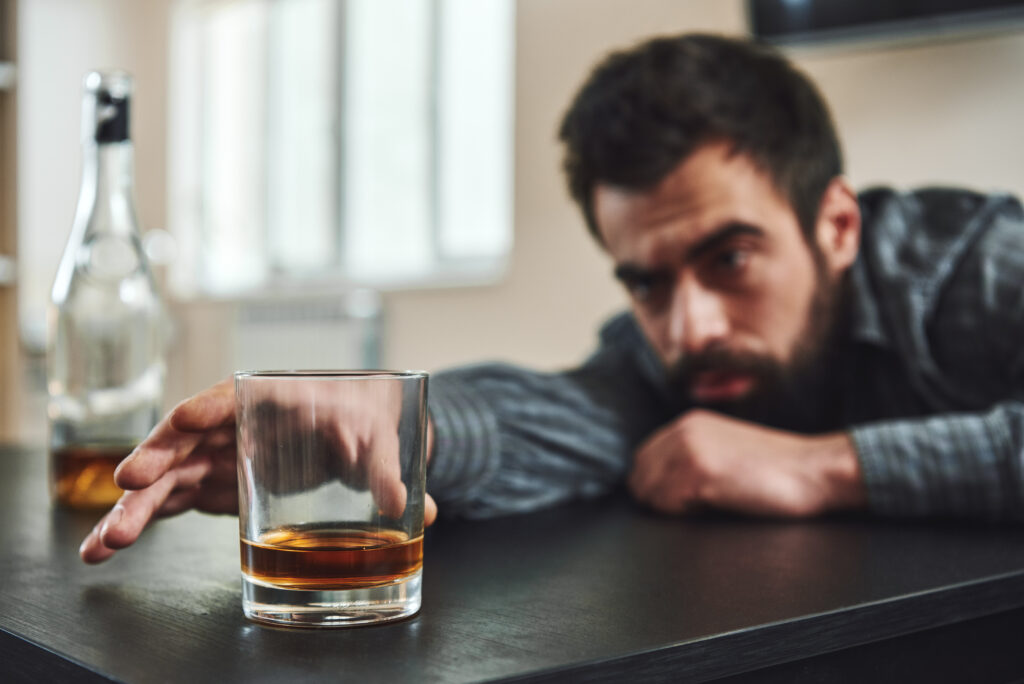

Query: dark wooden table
[[3, 444, 1024, 683]]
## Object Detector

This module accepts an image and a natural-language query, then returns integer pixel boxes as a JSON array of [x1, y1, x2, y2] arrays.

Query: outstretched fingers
[[114, 382, 237, 491], [158, 482, 239, 518], [155, 445, 239, 517], [80, 443, 239, 564], [78, 378, 239, 565], [79, 470, 178, 563]]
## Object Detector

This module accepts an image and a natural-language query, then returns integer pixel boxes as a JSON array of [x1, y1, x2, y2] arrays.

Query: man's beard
[[665, 261, 848, 432]]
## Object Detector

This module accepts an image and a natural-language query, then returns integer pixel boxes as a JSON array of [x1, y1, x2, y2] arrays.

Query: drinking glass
[[235, 370, 428, 627]]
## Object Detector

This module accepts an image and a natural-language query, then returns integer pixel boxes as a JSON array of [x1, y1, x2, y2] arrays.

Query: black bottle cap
[[95, 90, 130, 143], [83, 71, 133, 144]]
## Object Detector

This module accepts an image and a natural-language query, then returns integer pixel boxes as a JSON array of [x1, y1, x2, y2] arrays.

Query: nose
[[667, 275, 730, 357]]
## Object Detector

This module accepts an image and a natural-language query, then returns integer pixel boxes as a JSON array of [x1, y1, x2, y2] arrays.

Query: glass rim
[[234, 369, 428, 380]]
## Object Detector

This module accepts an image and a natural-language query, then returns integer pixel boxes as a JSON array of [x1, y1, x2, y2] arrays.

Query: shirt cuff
[[426, 371, 502, 502]]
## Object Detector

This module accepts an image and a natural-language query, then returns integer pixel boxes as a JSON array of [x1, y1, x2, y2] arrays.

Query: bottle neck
[[78, 140, 138, 237]]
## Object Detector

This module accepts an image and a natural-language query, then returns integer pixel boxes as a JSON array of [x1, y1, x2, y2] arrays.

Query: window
[[169, 0, 515, 297]]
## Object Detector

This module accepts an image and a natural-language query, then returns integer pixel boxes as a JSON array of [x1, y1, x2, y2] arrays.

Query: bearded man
[[81, 34, 1024, 563]]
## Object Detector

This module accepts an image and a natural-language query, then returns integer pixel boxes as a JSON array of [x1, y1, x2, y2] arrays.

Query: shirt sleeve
[[851, 404, 1024, 520], [425, 335, 670, 519], [851, 194, 1024, 521]]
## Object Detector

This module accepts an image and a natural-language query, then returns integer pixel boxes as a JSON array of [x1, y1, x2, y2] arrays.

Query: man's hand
[[79, 378, 438, 564], [629, 409, 866, 517]]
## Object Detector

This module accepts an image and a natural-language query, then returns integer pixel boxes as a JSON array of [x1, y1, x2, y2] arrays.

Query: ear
[[814, 177, 860, 277]]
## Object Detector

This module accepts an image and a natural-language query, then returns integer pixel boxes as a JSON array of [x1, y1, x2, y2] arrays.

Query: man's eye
[[625, 278, 670, 305], [626, 280, 653, 301], [715, 248, 749, 271]]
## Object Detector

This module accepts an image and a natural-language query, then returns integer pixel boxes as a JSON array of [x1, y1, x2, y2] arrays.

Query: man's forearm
[[850, 403, 1024, 520]]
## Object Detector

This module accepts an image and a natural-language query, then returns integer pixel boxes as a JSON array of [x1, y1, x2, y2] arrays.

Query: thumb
[[425, 493, 438, 526]]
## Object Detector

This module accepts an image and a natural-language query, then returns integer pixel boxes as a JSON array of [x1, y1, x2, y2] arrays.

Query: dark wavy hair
[[558, 34, 843, 243]]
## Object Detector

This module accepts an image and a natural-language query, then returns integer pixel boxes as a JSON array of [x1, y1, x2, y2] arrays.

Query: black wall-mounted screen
[[748, 0, 1024, 45]]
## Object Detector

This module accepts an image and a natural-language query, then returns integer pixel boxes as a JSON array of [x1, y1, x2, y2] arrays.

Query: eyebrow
[[614, 263, 667, 285], [613, 222, 766, 283]]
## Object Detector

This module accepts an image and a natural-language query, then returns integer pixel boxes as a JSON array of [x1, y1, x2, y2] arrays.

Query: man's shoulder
[[857, 186, 1023, 279], [597, 310, 641, 346], [859, 186, 1022, 239]]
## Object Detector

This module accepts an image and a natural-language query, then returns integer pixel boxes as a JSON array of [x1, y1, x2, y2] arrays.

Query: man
[[81, 34, 1024, 563]]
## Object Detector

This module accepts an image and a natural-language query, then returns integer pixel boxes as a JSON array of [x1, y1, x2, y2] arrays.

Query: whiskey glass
[[235, 370, 428, 627]]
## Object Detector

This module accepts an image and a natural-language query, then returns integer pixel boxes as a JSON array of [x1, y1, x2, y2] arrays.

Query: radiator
[[231, 289, 382, 372]]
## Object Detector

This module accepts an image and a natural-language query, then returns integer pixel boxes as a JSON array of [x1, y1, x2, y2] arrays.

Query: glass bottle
[[47, 71, 165, 509]]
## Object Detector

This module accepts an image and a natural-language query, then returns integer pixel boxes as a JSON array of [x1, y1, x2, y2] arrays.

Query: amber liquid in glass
[[51, 444, 133, 509], [241, 523, 423, 590]]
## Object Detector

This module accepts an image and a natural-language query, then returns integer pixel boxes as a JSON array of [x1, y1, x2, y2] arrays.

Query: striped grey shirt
[[427, 188, 1024, 521]]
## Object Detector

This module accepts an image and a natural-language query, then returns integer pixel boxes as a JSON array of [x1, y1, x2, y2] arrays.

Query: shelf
[[0, 62, 14, 91]]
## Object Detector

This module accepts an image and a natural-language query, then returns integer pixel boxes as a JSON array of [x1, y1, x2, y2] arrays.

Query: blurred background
[[2, 0, 1023, 445]]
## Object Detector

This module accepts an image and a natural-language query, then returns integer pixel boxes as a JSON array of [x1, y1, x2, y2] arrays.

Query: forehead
[[593, 142, 799, 263]]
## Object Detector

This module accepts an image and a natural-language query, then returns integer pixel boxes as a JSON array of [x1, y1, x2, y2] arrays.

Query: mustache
[[666, 347, 784, 393]]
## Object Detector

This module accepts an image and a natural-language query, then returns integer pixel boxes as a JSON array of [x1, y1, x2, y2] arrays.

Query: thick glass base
[[241, 570, 422, 628]]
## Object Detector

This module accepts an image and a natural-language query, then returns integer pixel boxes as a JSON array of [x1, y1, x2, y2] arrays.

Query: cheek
[[746, 258, 819, 359]]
